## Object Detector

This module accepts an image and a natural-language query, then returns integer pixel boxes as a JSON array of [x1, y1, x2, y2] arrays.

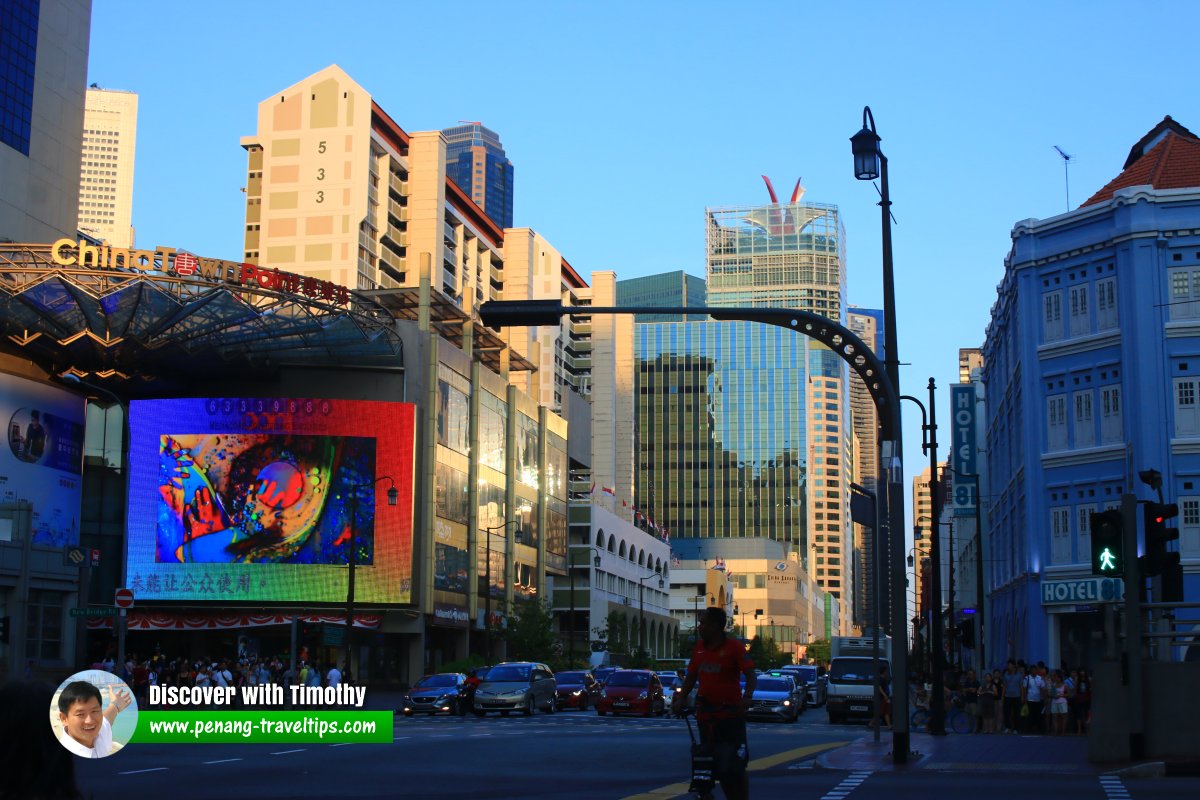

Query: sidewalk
[[817, 731, 1099, 774]]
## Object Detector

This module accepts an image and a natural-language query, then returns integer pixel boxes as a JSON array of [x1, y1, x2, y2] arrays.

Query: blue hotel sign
[[950, 384, 977, 516], [1040, 577, 1125, 606]]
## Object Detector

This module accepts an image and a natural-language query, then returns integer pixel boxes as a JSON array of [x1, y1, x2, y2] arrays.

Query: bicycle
[[910, 696, 972, 734], [676, 705, 749, 800]]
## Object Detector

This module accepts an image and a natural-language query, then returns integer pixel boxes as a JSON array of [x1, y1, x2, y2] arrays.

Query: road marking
[[1099, 776, 1130, 800], [118, 768, 168, 775], [270, 749, 306, 755], [469, 734, 492, 737], [820, 770, 872, 800], [393, 736, 410, 741], [329, 743, 353, 747], [202, 758, 242, 765], [621, 741, 848, 800]]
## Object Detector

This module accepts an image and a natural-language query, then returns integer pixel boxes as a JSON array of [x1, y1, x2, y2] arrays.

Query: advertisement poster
[[0, 373, 85, 545], [126, 398, 416, 603]]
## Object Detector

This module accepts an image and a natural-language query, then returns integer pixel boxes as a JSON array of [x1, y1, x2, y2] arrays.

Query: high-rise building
[[703, 191, 852, 627], [0, 0, 91, 242], [634, 319, 809, 547], [77, 86, 137, 248], [442, 122, 514, 230], [617, 270, 707, 321], [959, 348, 983, 383], [848, 307, 884, 629]]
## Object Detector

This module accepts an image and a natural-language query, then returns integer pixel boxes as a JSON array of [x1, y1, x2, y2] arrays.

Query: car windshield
[[415, 674, 458, 688], [793, 666, 818, 682], [606, 672, 649, 687], [485, 666, 531, 682], [557, 672, 588, 684], [659, 675, 679, 688], [829, 660, 875, 683], [756, 678, 791, 692]]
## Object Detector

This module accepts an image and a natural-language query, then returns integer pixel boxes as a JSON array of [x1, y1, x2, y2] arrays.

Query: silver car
[[472, 662, 557, 716], [746, 675, 803, 722]]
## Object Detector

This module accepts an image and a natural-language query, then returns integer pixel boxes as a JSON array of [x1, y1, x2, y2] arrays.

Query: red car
[[595, 669, 665, 717]]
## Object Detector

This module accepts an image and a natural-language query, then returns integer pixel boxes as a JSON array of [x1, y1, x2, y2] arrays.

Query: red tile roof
[[1081, 116, 1200, 207]]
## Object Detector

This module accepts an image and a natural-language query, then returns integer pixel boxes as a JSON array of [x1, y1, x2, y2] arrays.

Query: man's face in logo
[[60, 697, 103, 747]]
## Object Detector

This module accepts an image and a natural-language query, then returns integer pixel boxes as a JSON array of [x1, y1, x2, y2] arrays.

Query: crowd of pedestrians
[[912, 658, 1093, 735], [90, 651, 345, 708]]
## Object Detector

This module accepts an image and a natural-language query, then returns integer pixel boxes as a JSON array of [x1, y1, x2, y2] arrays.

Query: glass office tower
[[617, 270, 707, 321], [634, 321, 808, 548], [442, 122, 514, 230]]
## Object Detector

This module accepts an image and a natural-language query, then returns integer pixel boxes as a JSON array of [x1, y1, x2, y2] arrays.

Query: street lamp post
[[902, 376, 946, 736], [483, 521, 520, 662], [638, 571, 665, 660], [345, 477, 398, 680], [853, 106, 910, 762], [946, 467, 985, 672], [568, 546, 602, 666], [62, 374, 127, 673]]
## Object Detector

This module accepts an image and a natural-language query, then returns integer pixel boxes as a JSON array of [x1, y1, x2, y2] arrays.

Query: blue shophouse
[[983, 117, 1200, 669]]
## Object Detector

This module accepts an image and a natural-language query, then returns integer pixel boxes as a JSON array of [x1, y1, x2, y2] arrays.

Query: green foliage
[[605, 610, 629, 655], [745, 636, 791, 670], [439, 654, 490, 674], [502, 597, 558, 662], [807, 638, 832, 665]]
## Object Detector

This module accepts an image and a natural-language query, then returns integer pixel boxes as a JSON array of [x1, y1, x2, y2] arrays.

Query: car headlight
[[571, 689, 583, 696], [782, 700, 791, 706], [638, 691, 648, 700], [600, 689, 607, 698]]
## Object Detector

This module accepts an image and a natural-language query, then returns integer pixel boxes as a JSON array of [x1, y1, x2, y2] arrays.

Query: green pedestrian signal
[[1090, 509, 1123, 576]]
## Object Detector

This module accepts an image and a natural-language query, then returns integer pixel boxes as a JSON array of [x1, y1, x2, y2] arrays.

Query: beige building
[[77, 87, 137, 248], [959, 347, 983, 384], [239, 64, 662, 671], [847, 308, 881, 632], [0, 0, 91, 243]]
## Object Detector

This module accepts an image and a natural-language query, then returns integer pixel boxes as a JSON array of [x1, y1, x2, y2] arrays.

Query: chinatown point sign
[[49, 238, 351, 306]]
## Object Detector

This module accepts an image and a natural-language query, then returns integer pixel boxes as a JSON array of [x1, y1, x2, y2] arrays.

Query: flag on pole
[[589, 482, 596, 495], [602, 486, 615, 497]]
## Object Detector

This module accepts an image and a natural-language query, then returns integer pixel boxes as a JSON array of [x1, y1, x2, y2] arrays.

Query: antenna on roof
[[1053, 146, 1073, 211]]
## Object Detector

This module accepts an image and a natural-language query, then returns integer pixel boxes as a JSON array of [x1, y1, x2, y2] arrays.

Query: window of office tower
[[0, 0, 38, 155]]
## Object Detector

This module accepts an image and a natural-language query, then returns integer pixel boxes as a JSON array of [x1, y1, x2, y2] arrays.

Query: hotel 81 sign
[[950, 384, 977, 516]]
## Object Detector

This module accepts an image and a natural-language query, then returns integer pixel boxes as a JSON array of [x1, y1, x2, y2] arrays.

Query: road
[[74, 708, 1200, 799]]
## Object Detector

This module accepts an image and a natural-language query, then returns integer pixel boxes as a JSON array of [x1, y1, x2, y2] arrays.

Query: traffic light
[[1090, 509, 1124, 576], [0, 615, 9, 644], [1142, 502, 1179, 577]]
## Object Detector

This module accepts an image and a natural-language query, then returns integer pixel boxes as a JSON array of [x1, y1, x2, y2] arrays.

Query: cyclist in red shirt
[[672, 606, 756, 800]]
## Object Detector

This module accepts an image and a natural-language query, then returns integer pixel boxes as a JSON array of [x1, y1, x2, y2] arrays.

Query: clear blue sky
[[89, 0, 1198, 518]]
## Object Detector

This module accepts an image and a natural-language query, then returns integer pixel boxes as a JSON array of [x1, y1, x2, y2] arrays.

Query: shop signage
[[70, 607, 118, 617], [951, 384, 977, 517], [1040, 577, 1124, 606], [49, 238, 350, 306], [432, 602, 469, 629]]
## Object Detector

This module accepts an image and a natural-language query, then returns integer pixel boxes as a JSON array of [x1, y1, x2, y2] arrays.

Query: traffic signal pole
[[1120, 492, 1144, 760]]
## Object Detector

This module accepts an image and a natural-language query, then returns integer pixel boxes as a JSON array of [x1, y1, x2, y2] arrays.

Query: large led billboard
[[127, 398, 416, 603], [0, 373, 85, 545]]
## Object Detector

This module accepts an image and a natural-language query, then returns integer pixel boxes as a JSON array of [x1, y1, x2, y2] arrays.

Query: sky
[[88, 0, 1199, 530]]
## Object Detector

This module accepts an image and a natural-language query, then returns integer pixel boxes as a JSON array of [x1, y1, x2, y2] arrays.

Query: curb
[[1104, 762, 1165, 779]]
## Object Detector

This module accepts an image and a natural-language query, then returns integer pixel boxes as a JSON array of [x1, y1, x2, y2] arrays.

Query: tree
[[807, 638, 832, 666], [502, 597, 558, 662], [746, 636, 791, 670], [605, 610, 629, 655]]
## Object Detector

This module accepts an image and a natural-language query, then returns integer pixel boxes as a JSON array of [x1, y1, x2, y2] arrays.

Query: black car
[[401, 672, 468, 716]]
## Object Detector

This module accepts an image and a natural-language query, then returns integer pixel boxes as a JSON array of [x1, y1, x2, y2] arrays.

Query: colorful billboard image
[[128, 399, 416, 604], [0, 373, 85, 546], [157, 433, 376, 565]]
